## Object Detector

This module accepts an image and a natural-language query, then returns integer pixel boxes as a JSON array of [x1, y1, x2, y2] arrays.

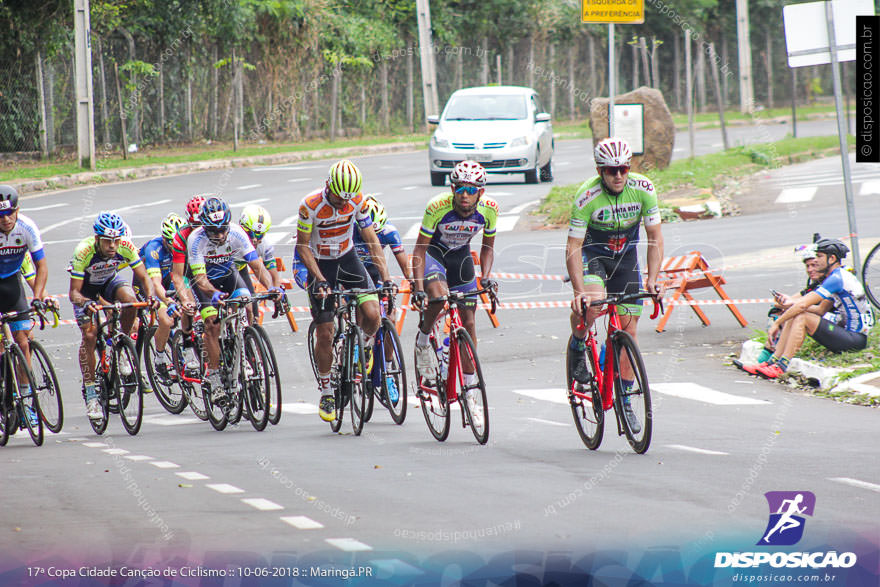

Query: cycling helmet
[[0, 185, 19, 215], [199, 197, 231, 228], [450, 160, 487, 187], [594, 137, 633, 167], [161, 213, 185, 242], [327, 160, 362, 199], [795, 243, 817, 262], [240, 204, 272, 237], [815, 238, 849, 262], [363, 195, 388, 231], [93, 212, 127, 238], [185, 194, 209, 224]]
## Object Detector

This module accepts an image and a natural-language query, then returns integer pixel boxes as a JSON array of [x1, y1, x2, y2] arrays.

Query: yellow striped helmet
[[326, 160, 363, 200], [239, 205, 272, 237], [363, 195, 388, 231]]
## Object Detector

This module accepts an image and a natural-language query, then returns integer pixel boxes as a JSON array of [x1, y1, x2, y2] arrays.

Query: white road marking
[[490, 191, 515, 196], [102, 448, 129, 455], [150, 461, 180, 469], [176, 471, 210, 481], [665, 444, 729, 455], [242, 498, 284, 511], [279, 214, 299, 226], [83, 442, 109, 448], [264, 231, 292, 246], [507, 199, 540, 215], [230, 197, 269, 207], [774, 187, 817, 204], [22, 203, 68, 212], [282, 402, 318, 414], [207, 483, 245, 494], [252, 165, 321, 171], [325, 538, 372, 552], [403, 223, 421, 240], [652, 382, 771, 405], [288, 177, 311, 183], [41, 199, 172, 234], [828, 477, 880, 493], [281, 516, 324, 530], [402, 186, 418, 191], [236, 184, 263, 191], [859, 180, 880, 195], [525, 417, 568, 427], [142, 414, 200, 426], [512, 388, 569, 405], [495, 215, 519, 232], [124, 455, 154, 461]]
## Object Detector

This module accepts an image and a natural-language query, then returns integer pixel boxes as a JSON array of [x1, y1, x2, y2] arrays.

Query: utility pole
[[415, 0, 439, 123], [736, 0, 754, 113], [74, 0, 96, 169]]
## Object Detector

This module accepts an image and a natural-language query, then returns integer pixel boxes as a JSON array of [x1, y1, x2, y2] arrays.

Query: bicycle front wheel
[[243, 327, 271, 431], [252, 324, 282, 425], [416, 335, 449, 442], [380, 317, 408, 425], [8, 345, 43, 446], [0, 390, 9, 446], [611, 330, 653, 454], [114, 337, 144, 436], [347, 326, 368, 436], [29, 340, 63, 434], [455, 329, 489, 445], [862, 242, 880, 310], [566, 337, 604, 450], [144, 326, 185, 414]]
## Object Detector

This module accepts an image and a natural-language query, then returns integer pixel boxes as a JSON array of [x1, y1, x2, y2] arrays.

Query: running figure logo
[[758, 491, 816, 546]]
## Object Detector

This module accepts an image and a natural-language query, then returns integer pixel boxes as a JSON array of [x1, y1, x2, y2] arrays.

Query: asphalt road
[[2, 118, 877, 583]]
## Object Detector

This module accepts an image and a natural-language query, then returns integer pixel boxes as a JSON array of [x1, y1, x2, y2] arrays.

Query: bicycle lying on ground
[[415, 286, 498, 445], [566, 291, 662, 454]]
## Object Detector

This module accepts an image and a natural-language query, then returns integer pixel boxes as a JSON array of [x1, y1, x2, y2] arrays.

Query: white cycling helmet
[[594, 137, 633, 167], [450, 160, 487, 187]]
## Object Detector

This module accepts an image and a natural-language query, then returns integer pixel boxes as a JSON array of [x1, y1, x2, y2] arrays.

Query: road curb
[[737, 339, 855, 390], [11, 141, 425, 196]]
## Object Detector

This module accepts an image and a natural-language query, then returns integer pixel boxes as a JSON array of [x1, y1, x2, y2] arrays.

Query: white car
[[428, 86, 554, 186]]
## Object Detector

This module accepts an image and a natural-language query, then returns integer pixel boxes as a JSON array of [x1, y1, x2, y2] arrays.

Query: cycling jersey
[[0, 214, 45, 279], [139, 237, 173, 283], [353, 222, 404, 266], [568, 173, 661, 255], [69, 236, 142, 286], [297, 188, 373, 260], [236, 240, 276, 272], [171, 224, 196, 265], [20, 251, 35, 281], [187, 224, 258, 281], [418, 194, 499, 252], [815, 267, 874, 334]]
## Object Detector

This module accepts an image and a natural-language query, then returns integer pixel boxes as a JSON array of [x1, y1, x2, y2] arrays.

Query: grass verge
[[670, 103, 836, 127], [537, 134, 855, 225]]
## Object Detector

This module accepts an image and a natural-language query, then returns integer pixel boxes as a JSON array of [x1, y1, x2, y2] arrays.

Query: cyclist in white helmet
[[565, 137, 664, 434]]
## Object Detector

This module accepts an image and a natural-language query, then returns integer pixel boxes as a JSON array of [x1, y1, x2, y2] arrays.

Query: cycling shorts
[[582, 248, 642, 317], [810, 317, 868, 353], [424, 244, 478, 308], [0, 274, 32, 332], [307, 249, 377, 324], [193, 270, 251, 320], [72, 275, 130, 326]]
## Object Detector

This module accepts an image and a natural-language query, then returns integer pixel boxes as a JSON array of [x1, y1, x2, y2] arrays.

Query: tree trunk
[[696, 44, 707, 112], [480, 37, 489, 85], [45, 56, 55, 154], [549, 43, 556, 116], [506, 44, 514, 84], [631, 43, 639, 89], [330, 63, 340, 141], [528, 34, 535, 88], [312, 82, 319, 138], [639, 37, 651, 88], [95, 38, 110, 148], [674, 33, 682, 110], [456, 52, 463, 89], [407, 43, 414, 132], [210, 44, 218, 139], [651, 36, 660, 90], [765, 30, 774, 108], [381, 60, 389, 132], [158, 66, 165, 140], [36, 50, 48, 157], [114, 62, 128, 159], [709, 43, 729, 150], [589, 34, 597, 98], [232, 47, 239, 151], [721, 35, 730, 106], [118, 27, 138, 144], [568, 43, 576, 120], [185, 45, 193, 141]]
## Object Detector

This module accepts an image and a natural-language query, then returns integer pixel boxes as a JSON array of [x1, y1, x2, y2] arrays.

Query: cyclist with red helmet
[[411, 160, 499, 385], [565, 137, 664, 434], [170, 194, 208, 318]]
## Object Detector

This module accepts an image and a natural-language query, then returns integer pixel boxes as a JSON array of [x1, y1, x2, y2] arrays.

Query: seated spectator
[[748, 239, 874, 379]]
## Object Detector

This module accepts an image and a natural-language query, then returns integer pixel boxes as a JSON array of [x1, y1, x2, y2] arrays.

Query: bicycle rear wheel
[[29, 340, 63, 434], [380, 317, 408, 425], [611, 330, 653, 454], [114, 337, 144, 436], [8, 345, 43, 446], [566, 337, 604, 450], [0, 389, 9, 446], [455, 329, 489, 445], [862, 242, 880, 310], [243, 327, 271, 431], [252, 324, 282, 425], [347, 326, 368, 436]]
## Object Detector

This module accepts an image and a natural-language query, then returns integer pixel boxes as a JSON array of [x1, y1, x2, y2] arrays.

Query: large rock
[[589, 86, 675, 172]]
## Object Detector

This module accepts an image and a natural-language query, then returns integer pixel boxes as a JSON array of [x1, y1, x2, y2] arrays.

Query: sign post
[[582, 0, 644, 138], [783, 0, 874, 276]]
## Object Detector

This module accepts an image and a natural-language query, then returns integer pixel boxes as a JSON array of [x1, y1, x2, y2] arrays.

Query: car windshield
[[443, 94, 528, 121]]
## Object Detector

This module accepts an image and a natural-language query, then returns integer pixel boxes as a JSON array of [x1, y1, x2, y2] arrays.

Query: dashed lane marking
[[236, 184, 263, 191], [325, 538, 373, 552], [281, 516, 324, 530], [525, 417, 568, 427], [774, 187, 817, 204], [150, 461, 180, 469], [83, 442, 109, 448], [230, 197, 269, 207], [242, 498, 284, 511], [206, 483, 245, 495], [665, 444, 729, 455], [102, 448, 129, 455], [176, 471, 210, 481], [828, 477, 880, 493], [652, 382, 771, 405], [124, 455, 154, 461]]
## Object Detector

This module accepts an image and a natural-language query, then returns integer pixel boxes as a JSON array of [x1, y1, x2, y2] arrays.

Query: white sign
[[611, 104, 644, 155], [783, 0, 875, 68]]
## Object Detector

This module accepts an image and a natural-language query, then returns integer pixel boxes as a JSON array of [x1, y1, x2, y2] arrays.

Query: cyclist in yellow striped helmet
[[326, 159, 362, 199]]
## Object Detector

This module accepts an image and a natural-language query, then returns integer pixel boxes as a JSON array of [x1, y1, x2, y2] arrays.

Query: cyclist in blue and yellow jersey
[[0, 186, 50, 427], [296, 160, 395, 422], [138, 213, 186, 379], [353, 194, 412, 287], [187, 197, 280, 400], [69, 212, 158, 420], [565, 137, 664, 434], [411, 161, 499, 388]]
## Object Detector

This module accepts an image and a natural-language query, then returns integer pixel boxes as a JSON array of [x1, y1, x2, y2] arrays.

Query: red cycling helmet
[[185, 195, 209, 224]]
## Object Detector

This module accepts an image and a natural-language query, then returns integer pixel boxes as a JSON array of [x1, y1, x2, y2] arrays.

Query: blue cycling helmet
[[94, 212, 127, 238], [199, 197, 231, 228]]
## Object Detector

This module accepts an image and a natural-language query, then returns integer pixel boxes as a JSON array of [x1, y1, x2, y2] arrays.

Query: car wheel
[[524, 160, 539, 184], [430, 172, 446, 186], [540, 158, 553, 182]]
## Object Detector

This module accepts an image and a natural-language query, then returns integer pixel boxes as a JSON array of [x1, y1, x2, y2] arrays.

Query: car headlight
[[509, 136, 531, 148], [431, 134, 450, 148]]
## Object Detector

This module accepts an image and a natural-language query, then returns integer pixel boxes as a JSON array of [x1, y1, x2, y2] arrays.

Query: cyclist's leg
[[2, 275, 34, 389], [570, 252, 608, 338], [192, 274, 233, 371], [73, 290, 100, 408], [307, 258, 340, 376], [239, 266, 257, 324], [106, 276, 138, 334], [445, 247, 479, 376], [419, 247, 451, 335]]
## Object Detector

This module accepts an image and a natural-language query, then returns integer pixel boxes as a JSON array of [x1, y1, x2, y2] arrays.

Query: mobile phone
[[770, 289, 781, 297]]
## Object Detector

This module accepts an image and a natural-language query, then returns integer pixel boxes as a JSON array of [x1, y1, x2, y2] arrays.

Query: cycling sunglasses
[[205, 226, 229, 237], [602, 165, 630, 176], [0, 207, 17, 217], [454, 186, 481, 196], [246, 229, 264, 242]]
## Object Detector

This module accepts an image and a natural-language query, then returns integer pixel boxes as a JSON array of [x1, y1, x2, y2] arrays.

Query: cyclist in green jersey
[[565, 137, 664, 433]]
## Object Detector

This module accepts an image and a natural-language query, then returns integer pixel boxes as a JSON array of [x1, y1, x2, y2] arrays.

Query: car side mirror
[[427, 115, 440, 125], [535, 112, 551, 123]]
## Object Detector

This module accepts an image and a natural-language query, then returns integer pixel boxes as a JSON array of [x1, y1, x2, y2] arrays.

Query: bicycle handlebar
[[424, 286, 499, 314], [580, 291, 664, 320]]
